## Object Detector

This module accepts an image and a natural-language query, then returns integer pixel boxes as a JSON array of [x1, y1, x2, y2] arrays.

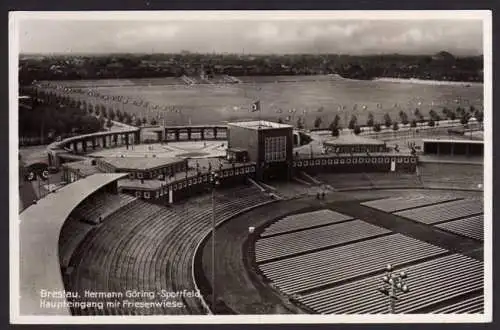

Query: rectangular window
[[144, 192, 150, 199], [135, 191, 142, 198], [265, 136, 287, 162]]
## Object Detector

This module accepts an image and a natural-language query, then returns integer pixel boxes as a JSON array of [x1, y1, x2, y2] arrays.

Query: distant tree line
[[19, 51, 483, 85]]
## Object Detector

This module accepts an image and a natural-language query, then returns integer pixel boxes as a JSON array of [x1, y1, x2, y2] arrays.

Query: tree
[[124, 116, 133, 125], [314, 116, 322, 128], [277, 117, 283, 124], [348, 114, 357, 130], [150, 118, 157, 125], [373, 123, 382, 132], [460, 114, 470, 125], [399, 110, 409, 125], [392, 122, 399, 131], [429, 109, 437, 120], [135, 118, 142, 126], [366, 112, 374, 127], [442, 107, 449, 117], [108, 109, 116, 120], [99, 116, 106, 130], [384, 113, 392, 128], [142, 117, 147, 125], [331, 126, 340, 137], [474, 110, 484, 123], [296, 118, 304, 129], [414, 108, 421, 118], [469, 105, 476, 113], [353, 125, 361, 135], [106, 118, 113, 128], [333, 114, 341, 127], [410, 119, 417, 128]]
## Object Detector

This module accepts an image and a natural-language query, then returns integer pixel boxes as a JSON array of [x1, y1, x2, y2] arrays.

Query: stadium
[[18, 76, 485, 317]]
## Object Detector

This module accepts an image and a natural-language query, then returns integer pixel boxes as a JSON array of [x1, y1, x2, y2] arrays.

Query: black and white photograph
[[10, 10, 492, 323]]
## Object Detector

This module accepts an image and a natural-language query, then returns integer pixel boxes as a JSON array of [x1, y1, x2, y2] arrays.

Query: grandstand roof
[[228, 120, 293, 130], [18, 173, 128, 315], [100, 156, 185, 171], [324, 135, 385, 146]]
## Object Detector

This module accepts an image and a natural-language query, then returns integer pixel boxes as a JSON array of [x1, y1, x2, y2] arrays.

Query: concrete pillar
[[125, 133, 130, 147], [175, 129, 180, 141], [187, 127, 192, 140], [92, 138, 96, 150], [450, 143, 454, 156], [201, 128, 205, 140], [82, 140, 87, 153], [102, 136, 107, 148], [213, 127, 218, 139], [73, 142, 78, 153], [136, 131, 141, 144], [437, 143, 440, 156]]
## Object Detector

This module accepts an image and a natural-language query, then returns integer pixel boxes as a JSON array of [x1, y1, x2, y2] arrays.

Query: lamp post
[[209, 171, 220, 314], [378, 264, 410, 314]]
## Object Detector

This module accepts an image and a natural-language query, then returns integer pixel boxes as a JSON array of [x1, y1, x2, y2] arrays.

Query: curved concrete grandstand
[[17, 109, 485, 317], [19, 173, 128, 315], [198, 188, 484, 314]]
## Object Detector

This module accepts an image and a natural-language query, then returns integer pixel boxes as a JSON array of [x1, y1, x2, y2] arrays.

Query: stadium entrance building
[[227, 121, 293, 181]]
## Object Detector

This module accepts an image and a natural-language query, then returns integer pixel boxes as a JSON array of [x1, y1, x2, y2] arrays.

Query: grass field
[[49, 75, 483, 127]]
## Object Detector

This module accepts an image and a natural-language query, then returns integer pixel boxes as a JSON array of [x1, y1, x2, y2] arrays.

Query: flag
[[251, 100, 261, 112]]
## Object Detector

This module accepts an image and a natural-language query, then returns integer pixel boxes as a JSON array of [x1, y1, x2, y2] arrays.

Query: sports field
[[50, 75, 483, 127]]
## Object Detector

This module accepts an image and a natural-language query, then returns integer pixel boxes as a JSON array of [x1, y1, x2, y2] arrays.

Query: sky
[[16, 16, 484, 56]]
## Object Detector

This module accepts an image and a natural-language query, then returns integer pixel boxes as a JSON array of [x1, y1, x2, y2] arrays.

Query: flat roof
[[324, 135, 385, 146], [119, 179, 166, 190], [100, 156, 184, 170], [228, 120, 293, 130], [119, 160, 256, 190], [62, 161, 103, 177], [18, 173, 128, 315]]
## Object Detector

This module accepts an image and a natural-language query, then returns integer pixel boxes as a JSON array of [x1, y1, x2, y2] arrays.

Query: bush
[[353, 126, 361, 135], [373, 123, 382, 132], [428, 119, 435, 127], [410, 119, 417, 128], [392, 122, 399, 131]]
